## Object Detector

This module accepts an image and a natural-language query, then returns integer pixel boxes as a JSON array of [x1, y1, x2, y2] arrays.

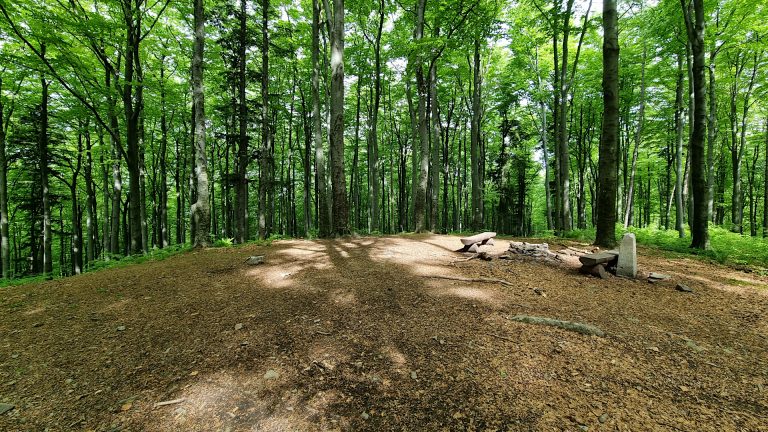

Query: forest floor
[[0, 235, 767, 432]]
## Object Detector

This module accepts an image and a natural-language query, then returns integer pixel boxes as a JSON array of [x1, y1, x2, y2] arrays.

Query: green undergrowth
[[548, 225, 768, 270], [0, 244, 193, 288]]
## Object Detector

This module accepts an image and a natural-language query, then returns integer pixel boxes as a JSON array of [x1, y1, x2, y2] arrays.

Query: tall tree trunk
[[706, 46, 718, 223], [730, 52, 758, 234], [300, 89, 313, 236], [595, 0, 618, 248], [329, 0, 348, 236], [191, 0, 210, 247], [0, 76, 12, 278], [40, 54, 53, 277], [258, 0, 271, 239], [406, 78, 418, 231], [470, 39, 483, 231], [623, 43, 646, 228], [235, 0, 249, 243], [555, 0, 576, 234], [412, 0, 429, 233], [352, 76, 362, 231], [122, 0, 144, 255], [764, 117, 768, 238], [674, 53, 686, 238], [368, 0, 384, 233], [681, 0, 709, 249], [84, 123, 97, 265], [533, 46, 554, 232], [312, 0, 331, 237], [71, 132, 84, 275], [429, 58, 441, 232], [159, 59, 169, 248]]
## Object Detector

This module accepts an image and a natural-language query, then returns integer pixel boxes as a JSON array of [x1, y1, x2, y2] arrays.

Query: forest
[[0, 0, 767, 280]]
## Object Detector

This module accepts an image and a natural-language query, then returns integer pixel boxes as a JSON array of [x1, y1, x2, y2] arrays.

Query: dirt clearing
[[0, 235, 766, 431]]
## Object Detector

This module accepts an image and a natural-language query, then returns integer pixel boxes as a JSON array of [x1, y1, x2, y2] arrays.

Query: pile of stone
[[507, 241, 559, 260], [578, 233, 637, 279]]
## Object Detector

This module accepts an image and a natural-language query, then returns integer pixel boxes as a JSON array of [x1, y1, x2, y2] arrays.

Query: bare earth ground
[[0, 235, 767, 432]]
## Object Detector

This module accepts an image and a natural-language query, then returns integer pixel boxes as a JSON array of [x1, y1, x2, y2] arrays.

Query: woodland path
[[0, 235, 766, 431]]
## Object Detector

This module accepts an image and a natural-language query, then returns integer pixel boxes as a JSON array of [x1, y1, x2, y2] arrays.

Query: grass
[[0, 244, 192, 288], [550, 225, 768, 270], [0, 236, 282, 289]]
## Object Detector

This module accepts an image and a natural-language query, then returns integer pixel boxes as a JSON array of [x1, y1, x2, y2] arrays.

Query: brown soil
[[0, 235, 766, 431]]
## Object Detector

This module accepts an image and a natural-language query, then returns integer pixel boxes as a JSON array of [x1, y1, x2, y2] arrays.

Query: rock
[[648, 272, 670, 282], [616, 233, 637, 278], [0, 403, 14, 415], [580, 263, 609, 279], [578, 251, 618, 266], [598, 413, 608, 423], [360, 412, 370, 420], [410, 371, 418, 380], [234, 323, 244, 331], [116, 326, 126, 331], [533, 287, 547, 297], [264, 370, 279, 380], [676, 283, 693, 293], [484, 238, 495, 246], [245, 255, 265, 265]]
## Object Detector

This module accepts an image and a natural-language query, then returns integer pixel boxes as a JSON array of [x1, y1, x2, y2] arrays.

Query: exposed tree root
[[508, 315, 605, 337]]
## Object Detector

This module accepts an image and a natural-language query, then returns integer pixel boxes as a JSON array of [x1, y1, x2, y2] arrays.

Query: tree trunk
[[258, 0, 271, 239], [368, 0, 384, 233], [764, 117, 768, 238], [730, 52, 757, 234], [470, 39, 483, 231], [352, 76, 362, 231], [0, 76, 11, 278], [329, 0, 348, 236], [122, 0, 144, 255], [232, 0, 249, 243], [412, 0, 429, 233], [191, 0, 210, 248], [674, 53, 686, 238], [159, 60, 169, 248], [71, 133, 84, 275], [40, 59, 53, 277], [623, 43, 646, 228], [84, 123, 97, 265], [594, 0, 618, 248], [681, 0, 709, 249], [556, 0, 576, 234], [429, 58, 441, 232], [312, 0, 330, 237]]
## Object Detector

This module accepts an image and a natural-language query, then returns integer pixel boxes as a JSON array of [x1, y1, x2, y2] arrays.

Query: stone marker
[[616, 233, 637, 278]]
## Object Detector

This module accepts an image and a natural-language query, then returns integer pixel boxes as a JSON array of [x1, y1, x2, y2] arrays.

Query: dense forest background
[[0, 0, 766, 279]]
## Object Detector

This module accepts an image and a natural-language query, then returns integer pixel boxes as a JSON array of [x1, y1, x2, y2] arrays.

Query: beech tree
[[0, 0, 764, 278]]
